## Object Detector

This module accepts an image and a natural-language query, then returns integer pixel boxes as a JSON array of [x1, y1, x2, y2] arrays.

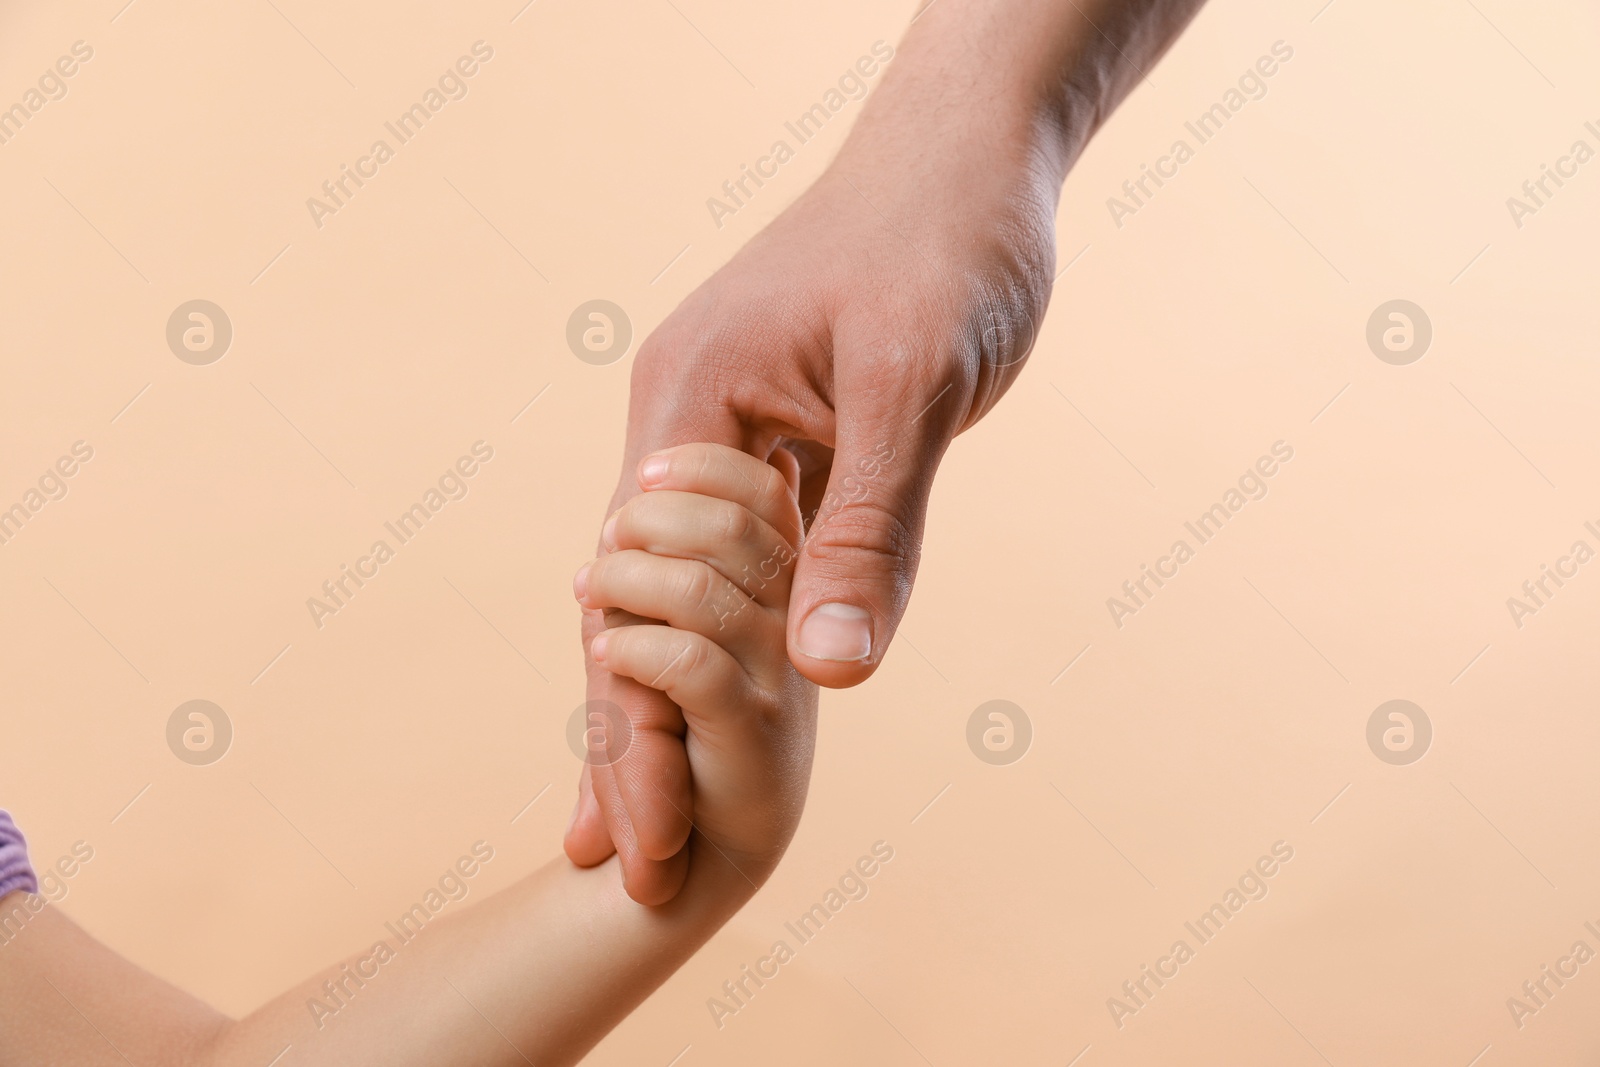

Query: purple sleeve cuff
[[0, 810, 38, 899]]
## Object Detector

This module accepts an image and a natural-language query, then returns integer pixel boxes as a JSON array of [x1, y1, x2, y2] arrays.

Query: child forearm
[[0, 840, 760, 1067], [207, 840, 760, 1067]]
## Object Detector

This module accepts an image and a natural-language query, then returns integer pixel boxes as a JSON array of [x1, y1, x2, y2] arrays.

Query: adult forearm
[[845, 0, 1208, 191]]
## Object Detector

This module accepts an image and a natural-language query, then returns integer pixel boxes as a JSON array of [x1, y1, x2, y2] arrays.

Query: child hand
[[570, 443, 818, 896]]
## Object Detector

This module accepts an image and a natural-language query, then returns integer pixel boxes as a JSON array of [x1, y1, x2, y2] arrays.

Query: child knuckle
[[679, 562, 715, 609], [719, 500, 755, 544]]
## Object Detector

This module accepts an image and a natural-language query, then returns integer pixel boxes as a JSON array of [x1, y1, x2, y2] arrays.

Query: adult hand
[[566, 0, 1207, 903], [565, 112, 1057, 903]]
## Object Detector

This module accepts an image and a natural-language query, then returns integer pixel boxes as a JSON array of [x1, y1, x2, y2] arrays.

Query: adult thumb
[[787, 355, 958, 688]]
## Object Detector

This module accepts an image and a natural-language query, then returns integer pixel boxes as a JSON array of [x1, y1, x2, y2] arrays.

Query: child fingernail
[[573, 563, 592, 601], [639, 454, 669, 486], [601, 513, 619, 550], [796, 602, 873, 662], [590, 630, 610, 662]]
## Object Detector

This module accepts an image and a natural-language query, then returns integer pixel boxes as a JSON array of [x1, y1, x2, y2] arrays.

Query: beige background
[[4, 0, 1600, 1062]]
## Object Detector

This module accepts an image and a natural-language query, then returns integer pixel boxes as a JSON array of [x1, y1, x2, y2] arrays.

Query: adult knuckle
[[971, 272, 1041, 372], [805, 499, 917, 569], [629, 314, 760, 426], [857, 319, 973, 418], [629, 331, 684, 393], [669, 319, 763, 394]]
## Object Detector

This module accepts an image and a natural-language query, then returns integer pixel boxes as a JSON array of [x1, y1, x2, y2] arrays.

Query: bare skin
[[567, 0, 1210, 904], [0, 445, 815, 1067]]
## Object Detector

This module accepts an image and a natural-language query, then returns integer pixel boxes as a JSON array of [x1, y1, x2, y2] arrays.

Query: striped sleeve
[[0, 810, 38, 899]]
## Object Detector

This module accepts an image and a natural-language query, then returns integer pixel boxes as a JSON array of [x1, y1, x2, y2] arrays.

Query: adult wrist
[[840, 7, 1092, 192], [837, 70, 1067, 213]]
